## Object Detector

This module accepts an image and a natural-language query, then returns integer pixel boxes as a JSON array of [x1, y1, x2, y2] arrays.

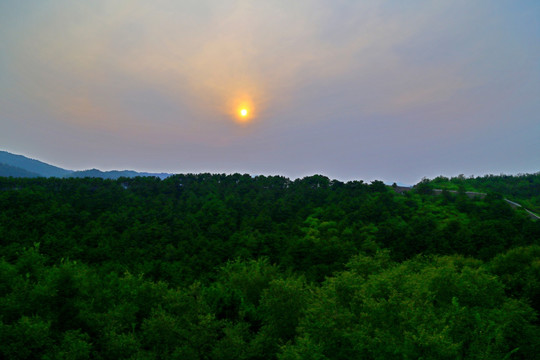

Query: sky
[[1, 0, 539, 184]]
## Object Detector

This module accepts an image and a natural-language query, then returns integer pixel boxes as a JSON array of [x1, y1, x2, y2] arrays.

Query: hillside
[[0, 163, 40, 178], [0, 150, 171, 179], [0, 150, 72, 177], [422, 173, 540, 214], [0, 174, 539, 359]]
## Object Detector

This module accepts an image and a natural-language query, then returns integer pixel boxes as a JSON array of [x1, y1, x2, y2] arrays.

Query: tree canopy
[[0, 173, 539, 359]]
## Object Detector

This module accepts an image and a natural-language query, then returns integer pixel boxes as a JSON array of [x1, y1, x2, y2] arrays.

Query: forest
[[0, 173, 539, 359], [424, 173, 540, 215]]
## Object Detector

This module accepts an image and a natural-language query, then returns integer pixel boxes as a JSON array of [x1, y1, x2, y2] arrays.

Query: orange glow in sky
[[232, 98, 255, 124]]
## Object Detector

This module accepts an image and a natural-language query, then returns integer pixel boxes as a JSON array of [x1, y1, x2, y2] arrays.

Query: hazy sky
[[1, 0, 539, 184]]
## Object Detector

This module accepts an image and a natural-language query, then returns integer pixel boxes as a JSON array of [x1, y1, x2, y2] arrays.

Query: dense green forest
[[423, 173, 540, 215], [0, 174, 539, 359]]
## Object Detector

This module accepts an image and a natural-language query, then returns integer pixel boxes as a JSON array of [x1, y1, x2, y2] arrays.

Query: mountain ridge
[[0, 150, 171, 179], [0, 163, 41, 178], [0, 150, 72, 177]]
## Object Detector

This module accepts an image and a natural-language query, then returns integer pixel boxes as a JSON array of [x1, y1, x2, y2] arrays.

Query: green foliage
[[0, 174, 539, 358], [487, 245, 540, 314], [282, 255, 540, 359], [426, 172, 540, 214], [0, 316, 53, 359], [55, 330, 92, 360]]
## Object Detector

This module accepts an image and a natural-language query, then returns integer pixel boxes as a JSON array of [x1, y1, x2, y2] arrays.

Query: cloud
[[5, 1, 488, 134]]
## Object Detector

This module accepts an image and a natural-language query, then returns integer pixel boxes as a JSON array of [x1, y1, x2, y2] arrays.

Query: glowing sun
[[234, 104, 253, 124], [231, 96, 255, 124]]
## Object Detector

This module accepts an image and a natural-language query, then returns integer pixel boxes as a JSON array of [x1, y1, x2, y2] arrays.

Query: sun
[[234, 103, 253, 124], [230, 96, 255, 124]]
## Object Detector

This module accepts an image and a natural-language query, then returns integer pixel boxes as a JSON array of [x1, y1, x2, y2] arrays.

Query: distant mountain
[[68, 169, 171, 180], [0, 151, 171, 179], [0, 163, 41, 178], [0, 150, 72, 177]]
